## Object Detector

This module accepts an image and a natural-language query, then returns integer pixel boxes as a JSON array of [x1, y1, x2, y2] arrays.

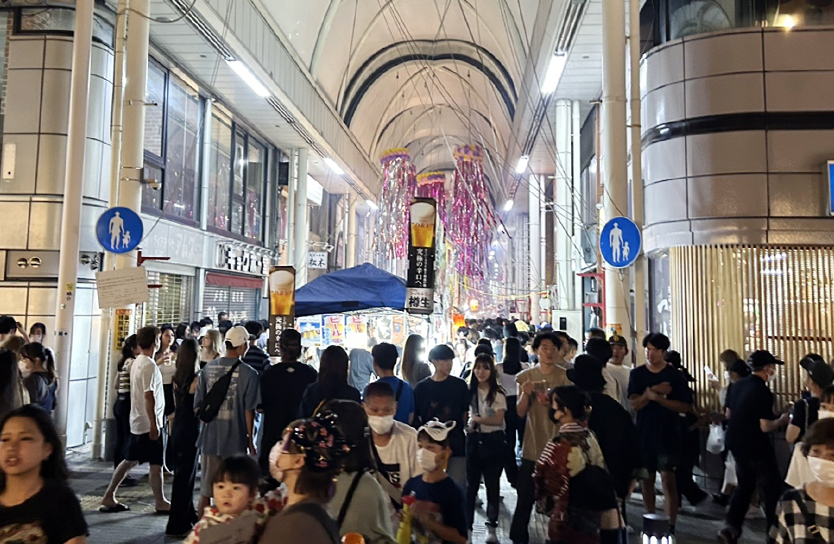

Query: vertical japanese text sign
[[406, 198, 437, 315], [268, 266, 296, 356]]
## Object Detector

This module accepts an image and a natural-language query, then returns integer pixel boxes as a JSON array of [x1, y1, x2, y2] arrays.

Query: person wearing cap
[[413, 344, 470, 488], [606, 335, 633, 412], [258, 329, 317, 475], [584, 338, 622, 404], [718, 350, 790, 544], [787, 354, 834, 446], [195, 325, 261, 515]]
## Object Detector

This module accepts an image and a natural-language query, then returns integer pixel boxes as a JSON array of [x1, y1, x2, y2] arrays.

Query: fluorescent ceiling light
[[324, 157, 345, 175], [515, 156, 529, 174], [541, 53, 567, 95], [503, 199, 514, 211], [365, 199, 378, 210], [306, 175, 323, 206], [226, 60, 270, 98]]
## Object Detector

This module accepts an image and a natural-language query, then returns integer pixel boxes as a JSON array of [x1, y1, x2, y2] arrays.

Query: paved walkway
[[66, 447, 768, 544]]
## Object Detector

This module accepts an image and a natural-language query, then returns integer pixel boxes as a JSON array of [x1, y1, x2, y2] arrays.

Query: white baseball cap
[[224, 326, 249, 348]]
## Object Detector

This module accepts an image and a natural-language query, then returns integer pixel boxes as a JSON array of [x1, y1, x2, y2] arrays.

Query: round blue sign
[[600, 217, 641, 268], [96, 207, 143, 254]]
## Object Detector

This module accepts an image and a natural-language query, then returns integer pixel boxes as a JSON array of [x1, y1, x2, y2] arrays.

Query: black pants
[[165, 421, 199, 535], [112, 393, 131, 468], [466, 433, 504, 528], [504, 396, 525, 486], [510, 459, 536, 544], [676, 427, 707, 506], [726, 448, 782, 534]]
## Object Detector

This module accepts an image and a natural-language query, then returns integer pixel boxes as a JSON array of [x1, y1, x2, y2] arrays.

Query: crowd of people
[[0, 312, 831, 543]]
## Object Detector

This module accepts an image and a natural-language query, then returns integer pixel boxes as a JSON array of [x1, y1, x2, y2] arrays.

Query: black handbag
[[569, 458, 618, 511]]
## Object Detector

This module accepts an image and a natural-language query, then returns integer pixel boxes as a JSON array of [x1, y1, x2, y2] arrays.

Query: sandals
[[99, 503, 130, 513]]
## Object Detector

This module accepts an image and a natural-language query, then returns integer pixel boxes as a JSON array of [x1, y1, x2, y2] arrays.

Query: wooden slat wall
[[670, 246, 834, 411]]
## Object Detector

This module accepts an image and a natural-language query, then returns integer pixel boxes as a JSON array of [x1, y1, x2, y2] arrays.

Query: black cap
[[728, 358, 752, 378], [584, 338, 613, 364], [428, 344, 455, 362], [748, 350, 784, 369], [800, 354, 834, 388], [566, 354, 607, 391], [609, 335, 628, 347]]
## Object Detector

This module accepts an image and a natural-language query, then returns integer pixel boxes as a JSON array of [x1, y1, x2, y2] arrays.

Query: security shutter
[[201, 285, 260, 323], [137, 272, 194, 327]]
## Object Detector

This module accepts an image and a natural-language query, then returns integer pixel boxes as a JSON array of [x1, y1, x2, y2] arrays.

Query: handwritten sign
[[95, 267, 150, 309], [322, 314, 345, 345]]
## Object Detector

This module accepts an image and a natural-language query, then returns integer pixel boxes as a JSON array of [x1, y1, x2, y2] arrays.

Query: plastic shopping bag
[[706, 423, 725, 454]]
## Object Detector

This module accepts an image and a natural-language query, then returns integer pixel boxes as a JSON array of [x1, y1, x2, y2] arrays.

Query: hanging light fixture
[[376, 148, 416, 259]]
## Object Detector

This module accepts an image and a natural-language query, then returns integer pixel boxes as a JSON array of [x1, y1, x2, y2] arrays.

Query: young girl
[[466, 354, 506, 543], [185, 455, 286, 543], [772, 417, 834, 543], [0, 405, 88, 543], [18, 344, 56, 413]]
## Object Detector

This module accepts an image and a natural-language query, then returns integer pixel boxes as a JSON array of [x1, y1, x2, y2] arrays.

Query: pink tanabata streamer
[[449, 145, 495, 279], [377, 148, 416, 259]]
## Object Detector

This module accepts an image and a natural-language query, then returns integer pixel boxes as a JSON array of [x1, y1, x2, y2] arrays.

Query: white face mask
[[767, 369, 777, 382], [367, 415, 395, 435], [416, 448, 438, 472], [818, 410, 834, 420], [808, 456, 834, 486], [268, 441, 284, 482]]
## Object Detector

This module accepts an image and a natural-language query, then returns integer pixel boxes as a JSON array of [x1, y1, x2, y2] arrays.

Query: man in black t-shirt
[[413, 344, 469, 489], [258, 329, 317, 474], [718, 351, 789, 544], [628, 333, 692, 533]]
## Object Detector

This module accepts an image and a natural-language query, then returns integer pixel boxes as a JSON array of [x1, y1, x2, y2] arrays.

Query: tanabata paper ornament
[[377, 148, 417, 259], [448, 145, 495, 279]]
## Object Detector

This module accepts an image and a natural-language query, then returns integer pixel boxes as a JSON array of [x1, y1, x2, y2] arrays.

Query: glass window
[[142, 162, 163, 210], [209, 114, 232, 230], [245, 139, 266, 240], [231, 132, 246, 234], [163, 76, 201, 221], [144, 63, 165, 158]]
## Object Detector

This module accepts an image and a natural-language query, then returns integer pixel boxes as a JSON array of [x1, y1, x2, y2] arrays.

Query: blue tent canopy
[[294, 263, 407, 317]]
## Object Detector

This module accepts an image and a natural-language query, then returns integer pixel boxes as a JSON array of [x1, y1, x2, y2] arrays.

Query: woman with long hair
[[324, 399, 395, 544], [0, 404, 88, 543], [111, 335, 137, 472], [166, 338, 201, 537], [19, 343, 56, 413], [400, 334, 431, 388], [174, 322, 190, 348], [465, 355, 507, 542], [297, 346, 360, 418], [497, 336, 528, 487], [0, 350, 27, 422], [28, 322, 46, 346], [199, 329, 223, 369]]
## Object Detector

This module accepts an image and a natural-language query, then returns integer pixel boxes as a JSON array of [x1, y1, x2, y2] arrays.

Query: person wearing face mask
[[772, 417, 834, 543], [372, 343, 415, 425], [786, 355, 834, 489], [718, 350, 790, 544], [363, 381, 418, 502]]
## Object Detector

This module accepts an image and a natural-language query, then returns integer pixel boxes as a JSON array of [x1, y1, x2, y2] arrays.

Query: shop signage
[[220, 244, 270, 275], [267, 266, 296, 356], [307, 251, 327, 270], [405, 198, 437, 315]]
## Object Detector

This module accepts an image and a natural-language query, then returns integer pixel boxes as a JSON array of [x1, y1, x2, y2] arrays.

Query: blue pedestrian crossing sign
[[600, 216, 641, 268], [96, 207, 143, 254]]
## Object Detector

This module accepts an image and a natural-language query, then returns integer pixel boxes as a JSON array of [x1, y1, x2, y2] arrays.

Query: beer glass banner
[[268, 266, 296, 356], [406, 198, 437, 315]]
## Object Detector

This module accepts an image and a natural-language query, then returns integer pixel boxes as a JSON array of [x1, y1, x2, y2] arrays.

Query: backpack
[[198, 360, 242, 423]]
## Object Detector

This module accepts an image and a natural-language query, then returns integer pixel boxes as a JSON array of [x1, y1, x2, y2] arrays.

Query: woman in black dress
[[165, 338, 201, 537]]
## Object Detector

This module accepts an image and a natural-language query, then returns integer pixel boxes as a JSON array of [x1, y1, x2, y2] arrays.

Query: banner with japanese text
[[405, 198, 437, 314], [322, 314, 346, 345]]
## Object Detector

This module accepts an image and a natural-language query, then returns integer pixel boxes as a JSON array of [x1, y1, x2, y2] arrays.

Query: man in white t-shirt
[[101, 325, 169, 513], [607, 335, 634, 414], [364, 380, 418, 500]]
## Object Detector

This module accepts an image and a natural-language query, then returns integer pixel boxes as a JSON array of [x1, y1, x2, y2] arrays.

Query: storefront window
[[246, 140, 266, 240], [231, 132, 246, 234], [164, 76, 201, 221], [208, 114, 233, 230]]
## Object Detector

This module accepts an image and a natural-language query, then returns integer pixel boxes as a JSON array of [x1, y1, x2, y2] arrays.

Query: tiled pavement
[[67, 446, 768, 544]]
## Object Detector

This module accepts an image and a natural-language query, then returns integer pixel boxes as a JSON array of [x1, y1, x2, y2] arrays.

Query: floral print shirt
[[184, 487, 287, 544]]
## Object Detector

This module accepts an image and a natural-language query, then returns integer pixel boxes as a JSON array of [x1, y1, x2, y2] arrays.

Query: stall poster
[[405, 198, 437, 314], [322, 314, 346, 345], [268, 266, 295, 356], [298, 316, 322, 347], [392, 315, 406, 346], [345, 315, 368, 348], [375, 315, 393, 344]]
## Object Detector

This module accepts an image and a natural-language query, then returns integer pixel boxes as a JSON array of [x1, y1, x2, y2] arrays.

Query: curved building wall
[[640, 26, 834, 252]]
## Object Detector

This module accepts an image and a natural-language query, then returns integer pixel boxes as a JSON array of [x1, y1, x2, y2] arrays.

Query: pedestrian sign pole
[[599, 216, 642, 340]]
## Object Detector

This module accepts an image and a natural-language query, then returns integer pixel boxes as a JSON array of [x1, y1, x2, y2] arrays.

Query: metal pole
[[294, 148, 309, 286], [555, 99, 572, 311], [601, 0, 630, 338], [630, 0, 647, 342], [572, 101, 583, 313], [53, 0, 94, 443], [285, 150, 296, 265], [347, 193, 357, 268], [528, 175, 541, 326], [93, 0, 128, 460]]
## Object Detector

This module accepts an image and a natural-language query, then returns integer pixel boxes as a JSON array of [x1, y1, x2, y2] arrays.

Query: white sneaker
[[485, 525, 499, 544], [746, 505, 765, 519]]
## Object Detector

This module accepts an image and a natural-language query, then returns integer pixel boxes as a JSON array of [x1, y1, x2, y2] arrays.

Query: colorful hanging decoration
[[448, 145, 495, 279], [416, 171, 447, 229], [377, 148, 416, 259]]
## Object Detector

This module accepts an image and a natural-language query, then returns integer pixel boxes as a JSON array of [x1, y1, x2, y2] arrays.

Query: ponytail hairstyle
[[19, 343, 56, 384]]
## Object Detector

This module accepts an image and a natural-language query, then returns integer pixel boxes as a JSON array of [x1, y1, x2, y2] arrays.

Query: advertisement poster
[[322, 314, 346, 345], [392, 315, 406, 346], [345, 315, 368, 349], [298, 316, 322, 347], [268, 266, 296, 356], [405, 199, 437, 314], [374, 315, 393, 344]]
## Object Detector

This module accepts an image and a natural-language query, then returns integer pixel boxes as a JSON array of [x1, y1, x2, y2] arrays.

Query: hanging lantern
[[416, 171, 447, 229], [448, 145, 495, 279], [377, 148, 417, 259]]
